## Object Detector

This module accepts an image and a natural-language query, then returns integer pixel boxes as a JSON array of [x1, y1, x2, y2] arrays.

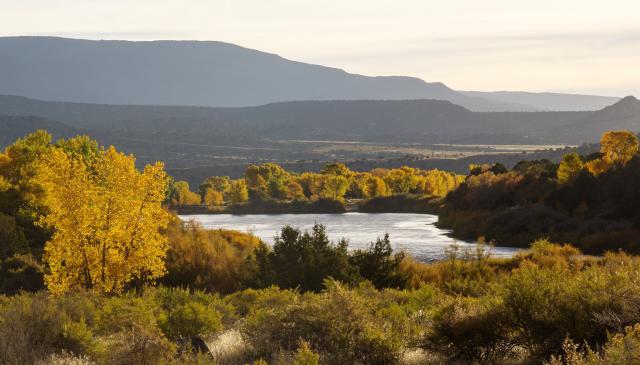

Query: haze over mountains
[[0, 36, 620, 112], [1, 94, 639, 156]]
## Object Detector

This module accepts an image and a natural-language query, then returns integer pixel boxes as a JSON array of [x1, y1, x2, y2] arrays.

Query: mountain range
[[0, 36, 620, 112]]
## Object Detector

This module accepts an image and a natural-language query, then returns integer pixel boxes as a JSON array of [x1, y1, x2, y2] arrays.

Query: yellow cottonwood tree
[[230, 179, 249, 203], [32, 146, 172, 294], [600, 130, 639, 165]]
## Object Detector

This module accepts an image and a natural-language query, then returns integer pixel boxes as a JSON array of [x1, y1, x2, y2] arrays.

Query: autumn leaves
[[31, 145, 171, 294]]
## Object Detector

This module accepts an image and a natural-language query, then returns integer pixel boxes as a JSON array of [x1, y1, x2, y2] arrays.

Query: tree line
[[441, 130, 640, 253], [167, 162, 465, 209]]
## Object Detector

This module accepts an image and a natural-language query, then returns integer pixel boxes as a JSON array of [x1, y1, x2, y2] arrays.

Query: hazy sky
[[3, 0, 640, 96]]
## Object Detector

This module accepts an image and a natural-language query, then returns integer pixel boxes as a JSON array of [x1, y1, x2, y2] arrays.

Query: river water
[[179, 213, 521, 262]]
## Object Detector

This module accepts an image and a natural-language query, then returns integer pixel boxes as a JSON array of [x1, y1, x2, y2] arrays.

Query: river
[[179, 213, 521, 262]]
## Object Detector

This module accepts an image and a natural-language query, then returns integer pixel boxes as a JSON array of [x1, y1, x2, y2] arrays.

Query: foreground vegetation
[[3, 235, 640, 364], [4, 130, 640, 363]]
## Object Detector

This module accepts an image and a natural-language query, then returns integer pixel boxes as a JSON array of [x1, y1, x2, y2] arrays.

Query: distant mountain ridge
[[462, 91, 620, 111], [0, 36, 516, 111], [0, 36, 619, 112], [0, 94, 637, 146], [539, 96, 640, 140]]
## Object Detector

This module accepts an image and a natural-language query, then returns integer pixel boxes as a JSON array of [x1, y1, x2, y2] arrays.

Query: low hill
[[525, 96, 640, 142], [462, 91, 620, 111], [0, 115, 80, 146], [2, 95, 630, 145]]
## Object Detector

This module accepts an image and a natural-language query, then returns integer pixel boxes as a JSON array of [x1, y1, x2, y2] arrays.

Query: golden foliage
[[557, 153, 584, 184], [169, 181, 201, 206], [600, 130, 639, 165], [203, 188, 224, 208], [230, 179, 249, 203], [164, 219, 261, 293], [585, 158, 613, 177], [31, 146, 172, 294]]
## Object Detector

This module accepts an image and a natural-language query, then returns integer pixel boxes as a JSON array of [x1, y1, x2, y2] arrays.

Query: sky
[[2, 0, 640, 97]]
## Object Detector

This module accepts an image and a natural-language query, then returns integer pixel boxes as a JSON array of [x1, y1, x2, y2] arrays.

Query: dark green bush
[[349, 234, 408, 289], [247, 224, 360, 292], [0, 254, 45, 294]]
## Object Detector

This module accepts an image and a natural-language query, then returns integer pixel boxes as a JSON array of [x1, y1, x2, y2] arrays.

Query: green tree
[[245, 163, 290, 199], [320, 175, 349, 201], [384, 168, 419, 194], [367, 175, 389, 197], [199, 176, 231, 198], [557, 153, 584, 184], [0, 213, 28, 259], [349, 234, 407, 289], [55, 135, 100, 163], [168, 181, 201, 206], [0, 130, 55, 257], [249, 224, 359, 292], [321, 163, 354, 178]]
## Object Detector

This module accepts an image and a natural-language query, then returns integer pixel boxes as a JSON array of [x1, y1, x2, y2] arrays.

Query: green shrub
[[0, 212, 28, 258], [0, 292, 99, 364], [95, 294, 176, 364], [514, 239, 583, 270], [400, 243, 509, 296], [242, 280, 405, 365], [224, 286, 298, 317], [548, 324, 640, 365], [500, 256, 640, 359], [101, 323, 175, 365], [289, 340, 320, 365], [423, 296, 515, 362], [0, 293, 64, 364], [152, 287, 227, 340]]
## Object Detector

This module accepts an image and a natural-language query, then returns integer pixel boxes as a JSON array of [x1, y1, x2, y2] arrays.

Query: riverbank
[[174, 195, 442, 215], [175, 198, 346, 215]]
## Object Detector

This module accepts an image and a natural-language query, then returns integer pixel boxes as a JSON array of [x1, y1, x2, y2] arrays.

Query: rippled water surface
[[180, 213, 521, 262]]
